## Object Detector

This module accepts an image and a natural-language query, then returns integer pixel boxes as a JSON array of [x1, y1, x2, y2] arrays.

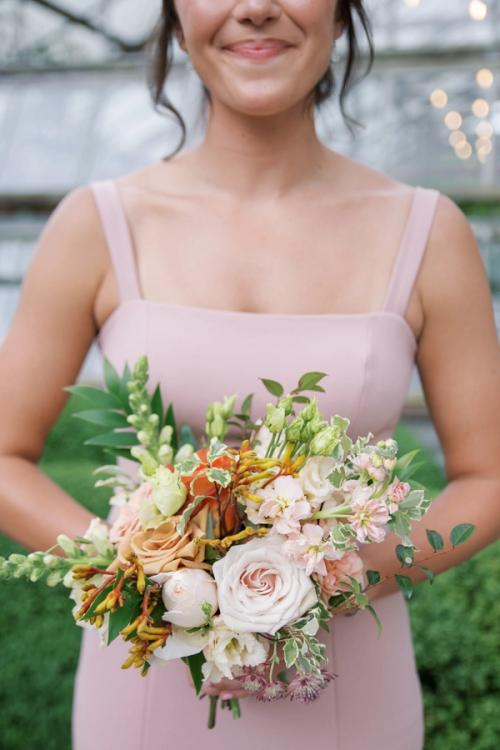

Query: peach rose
[[317, 551, 365, 600], [109, 504, 142, 546], [108, 507, 210, 575]]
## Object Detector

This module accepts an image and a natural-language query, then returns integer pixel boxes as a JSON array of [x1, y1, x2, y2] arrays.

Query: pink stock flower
[[386, 477, 411, 514], [348, 484, 390, 544], [255, 475, 312, 536], [283, 523, 342, 576], [317, 551, 365, 600]]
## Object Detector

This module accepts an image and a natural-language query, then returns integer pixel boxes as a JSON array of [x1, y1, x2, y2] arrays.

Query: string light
[[472, 98, 490, 118], [469, 1, 488, 21], [444, 111, 463, 130], [430, 89, 448, 108], [476, 68, 495, 89], [476, 120, 494, 138]]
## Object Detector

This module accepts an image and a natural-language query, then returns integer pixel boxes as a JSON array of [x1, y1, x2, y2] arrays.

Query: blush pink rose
[[108, 483, 153, 545], [317, 551, 365, 599]]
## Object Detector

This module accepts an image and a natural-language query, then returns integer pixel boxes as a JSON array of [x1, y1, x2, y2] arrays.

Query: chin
[[225, 87, 302, 117]]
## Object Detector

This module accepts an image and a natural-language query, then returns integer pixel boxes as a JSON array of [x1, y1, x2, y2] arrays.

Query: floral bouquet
[[0, 356, 475, 728]]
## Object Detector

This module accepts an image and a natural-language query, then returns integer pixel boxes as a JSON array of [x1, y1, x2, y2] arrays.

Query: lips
[[224, 39, 291, 52]]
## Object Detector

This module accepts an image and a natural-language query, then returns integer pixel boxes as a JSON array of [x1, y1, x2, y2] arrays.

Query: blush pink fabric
[[71, 179, 440, 749]]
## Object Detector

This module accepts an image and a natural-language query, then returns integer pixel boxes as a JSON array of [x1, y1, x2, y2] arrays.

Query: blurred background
[[0, 1, 499, 749]]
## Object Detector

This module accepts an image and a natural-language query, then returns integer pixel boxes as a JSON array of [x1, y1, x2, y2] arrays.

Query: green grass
[[0, 399, 498, 749]]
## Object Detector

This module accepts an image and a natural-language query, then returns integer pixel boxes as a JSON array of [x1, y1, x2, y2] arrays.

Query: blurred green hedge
[[0, 396, 498, 749]]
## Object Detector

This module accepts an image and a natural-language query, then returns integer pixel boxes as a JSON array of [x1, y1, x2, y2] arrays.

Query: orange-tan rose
[[316, 551, 366, 600], [108, 508, 210, 575]]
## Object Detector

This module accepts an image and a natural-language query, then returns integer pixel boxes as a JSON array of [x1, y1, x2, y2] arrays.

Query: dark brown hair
[[147, 1, 375, 158]]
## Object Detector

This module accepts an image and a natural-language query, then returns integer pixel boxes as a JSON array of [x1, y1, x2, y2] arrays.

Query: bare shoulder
[[417, 190, 487, 326]]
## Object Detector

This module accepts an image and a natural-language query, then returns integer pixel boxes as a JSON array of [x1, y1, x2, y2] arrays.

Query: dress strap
[[382, 186, 440, 316], [89, 179, 142, 303]]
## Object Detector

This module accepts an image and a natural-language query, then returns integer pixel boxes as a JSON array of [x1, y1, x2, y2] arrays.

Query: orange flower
[[168, 448, 238, 534]]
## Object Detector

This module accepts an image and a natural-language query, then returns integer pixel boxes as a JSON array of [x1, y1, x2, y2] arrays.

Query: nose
[[232, 0, 282, 25]]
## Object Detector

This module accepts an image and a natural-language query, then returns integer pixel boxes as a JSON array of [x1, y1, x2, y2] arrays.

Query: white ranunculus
[[212, 535, 318, 635], [201, 615, 269, 682], [299, 456, 339, 509], [149, 568, 218, 628]]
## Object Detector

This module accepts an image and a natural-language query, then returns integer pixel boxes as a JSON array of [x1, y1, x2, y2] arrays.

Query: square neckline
[[92, 180, 440, 352]]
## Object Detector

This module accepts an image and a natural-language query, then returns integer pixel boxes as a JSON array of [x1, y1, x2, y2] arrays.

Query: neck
[[187, 99, 334, 200]]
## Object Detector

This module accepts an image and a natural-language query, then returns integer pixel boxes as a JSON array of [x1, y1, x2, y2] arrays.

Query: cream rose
[[150, 568, 218, 627], [212, 535, 318, 635]]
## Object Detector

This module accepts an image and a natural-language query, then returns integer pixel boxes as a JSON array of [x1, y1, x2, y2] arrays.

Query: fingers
[[200, 677, 249, 699]]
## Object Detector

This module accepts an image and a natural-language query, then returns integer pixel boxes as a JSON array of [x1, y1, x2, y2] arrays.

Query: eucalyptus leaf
[[297, 371, 328, 391], [240, 393, 254, 416], [450, 523, 476, 548], [260, 378, 284, 397], [426, 528, 444, 552], [395, 544, 415, 567], [366, 569, 381, 586], [395, 574, 414, 600]]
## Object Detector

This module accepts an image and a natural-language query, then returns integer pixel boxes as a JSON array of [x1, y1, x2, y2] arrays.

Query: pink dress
[[72, 179, 440, 749]]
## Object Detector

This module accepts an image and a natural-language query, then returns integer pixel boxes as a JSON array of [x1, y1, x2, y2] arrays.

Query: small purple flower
[[240, 673, 267, 695], [287, 669, 336, 703], [255, 680, 288, 702]]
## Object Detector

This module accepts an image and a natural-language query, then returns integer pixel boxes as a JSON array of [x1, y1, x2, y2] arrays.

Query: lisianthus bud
[[150, 466, 187, 518], [150, 568, 218, 627], [302, 415, 327, 443], [174, 443, 195, 463], [208, 413, 225, 439], [310, 427, 340, 456], [221, 394, 237, 420], [301, 397, 321, 423], [286, 416, 303, 443], [264, 403, 286, 433], [277, 395, 294, 416]]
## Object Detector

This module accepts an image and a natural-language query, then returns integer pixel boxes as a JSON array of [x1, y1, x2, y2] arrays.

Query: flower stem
[[230, 698, 241, 720], [309, 503, 352, 520], [208, 696, 218, 729]]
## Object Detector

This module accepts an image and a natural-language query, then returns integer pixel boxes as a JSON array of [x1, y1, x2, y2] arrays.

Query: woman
[[1, 1, 499, 749]]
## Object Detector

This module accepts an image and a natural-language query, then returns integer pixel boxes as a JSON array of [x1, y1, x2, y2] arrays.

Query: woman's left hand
[[200, 677, 249, 700]]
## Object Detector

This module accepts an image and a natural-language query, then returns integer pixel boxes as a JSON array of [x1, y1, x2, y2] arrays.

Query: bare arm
[[363, 193, 500, 598], [0, 186, 112, 552]]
